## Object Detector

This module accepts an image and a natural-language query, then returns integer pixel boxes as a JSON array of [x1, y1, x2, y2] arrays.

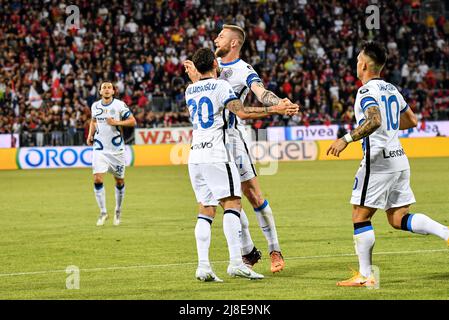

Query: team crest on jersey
[[223, 69, 233, 78], [109, 109, 116, 116]]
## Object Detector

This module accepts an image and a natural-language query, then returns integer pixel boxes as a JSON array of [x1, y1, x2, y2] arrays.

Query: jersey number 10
[[187, 97, 214, 129], [381, 95, 400, 131]]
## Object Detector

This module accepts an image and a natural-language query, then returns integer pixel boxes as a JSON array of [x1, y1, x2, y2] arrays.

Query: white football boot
[[227, 264, 264, 280], [96, 213, 108, 226], [195, 267, 223, 282], [113, 210, 121, 226]]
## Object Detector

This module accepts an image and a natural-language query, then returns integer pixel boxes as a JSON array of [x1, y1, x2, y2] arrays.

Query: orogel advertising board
[[17, 146, 134, 169]]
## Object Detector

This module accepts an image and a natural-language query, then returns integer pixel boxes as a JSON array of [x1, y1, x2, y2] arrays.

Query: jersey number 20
[[187, 97, 214, 129]]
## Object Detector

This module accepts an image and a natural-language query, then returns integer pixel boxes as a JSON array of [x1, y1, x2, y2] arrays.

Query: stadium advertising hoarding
[[249, 141, 318, 162], [17, 146, 134, 169], [145, 141, 319, 166], [398, 121, 449, 138], [268, 121, 449, 142], [0, 134, 19, 148], [135, 127, 193, 145]]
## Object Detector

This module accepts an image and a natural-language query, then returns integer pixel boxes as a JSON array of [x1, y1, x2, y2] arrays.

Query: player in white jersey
[[185, 25, 298, 273], [327, 42, 449, 287], [87, 82, 136, 226], [187, 48, 298, 282]]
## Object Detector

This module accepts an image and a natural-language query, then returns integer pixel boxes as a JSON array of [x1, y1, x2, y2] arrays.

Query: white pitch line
[[0, 248, 446, 278]]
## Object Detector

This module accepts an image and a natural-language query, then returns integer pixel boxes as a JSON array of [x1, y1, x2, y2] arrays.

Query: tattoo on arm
[[254, 82, 281, 106], [226, 99, 272, 115], [350, 106, 382, 141]]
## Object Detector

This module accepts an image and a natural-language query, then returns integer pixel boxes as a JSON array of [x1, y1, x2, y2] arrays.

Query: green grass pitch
[[0, 158, 448, 300]]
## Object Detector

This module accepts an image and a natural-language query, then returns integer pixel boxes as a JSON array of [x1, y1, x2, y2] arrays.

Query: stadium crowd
[[0, 0, 449, 146]]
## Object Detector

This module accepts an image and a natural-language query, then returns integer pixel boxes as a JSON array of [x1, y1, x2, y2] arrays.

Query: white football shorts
[[229, 125, 257, 182], [188, 162, 242, 206], [92, 151, 126, 179], [350, 166, 416, 210]]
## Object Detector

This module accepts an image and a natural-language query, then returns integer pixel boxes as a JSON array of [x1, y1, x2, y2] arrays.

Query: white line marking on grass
[[0, 248, 446, 278]]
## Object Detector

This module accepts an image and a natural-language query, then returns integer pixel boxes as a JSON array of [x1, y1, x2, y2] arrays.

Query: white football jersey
[[354, 79, 410, 173], [91, 98, 131, 154], [218, 58, 262, 129], [186, 78, 239, 164]]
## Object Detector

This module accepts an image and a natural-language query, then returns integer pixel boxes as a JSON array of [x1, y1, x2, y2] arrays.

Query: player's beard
[[215, 43, 231, 58]]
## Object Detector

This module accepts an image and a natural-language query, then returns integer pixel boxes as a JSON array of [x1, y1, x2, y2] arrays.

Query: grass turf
[[0, 158, 448, 299]]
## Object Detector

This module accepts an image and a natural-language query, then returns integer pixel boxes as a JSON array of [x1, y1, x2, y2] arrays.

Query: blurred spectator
[[0, 0, 448, 147]]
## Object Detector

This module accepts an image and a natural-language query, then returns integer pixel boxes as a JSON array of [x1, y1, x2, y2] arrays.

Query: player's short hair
[[192, 48, 215, 74], [223, 24, 246, 46], [361, 41, 387, 72]]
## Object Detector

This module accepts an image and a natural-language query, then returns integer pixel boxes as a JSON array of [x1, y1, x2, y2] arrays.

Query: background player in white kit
[[327, 42, 449, 287], [87, 82, 136, 226], [187, 48, 298, 282], [185, 25, 295, 273]]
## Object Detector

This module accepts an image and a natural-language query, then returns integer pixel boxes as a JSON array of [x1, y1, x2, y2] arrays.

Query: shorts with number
[[92, 151, 125, 179], [188, 162, 242, 206], [229, 125, 257, 182], [350, 167, 415, 210]]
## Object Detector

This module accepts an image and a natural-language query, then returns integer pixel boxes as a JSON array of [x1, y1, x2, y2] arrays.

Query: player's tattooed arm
[[326, 106, 381, 157], [251, 82, 281, 106], [349, 106, 382, 141], [226, 99, 299, 120]]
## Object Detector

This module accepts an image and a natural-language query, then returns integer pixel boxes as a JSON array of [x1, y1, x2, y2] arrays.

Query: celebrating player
[[187, 48, 298, 282], [184, 24, 296, 273], [87, 81, 137, 226], [327, 42, 449, 287]]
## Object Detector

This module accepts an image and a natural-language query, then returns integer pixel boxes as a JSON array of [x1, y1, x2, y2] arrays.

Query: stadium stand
[[0, 0, 448, 146]]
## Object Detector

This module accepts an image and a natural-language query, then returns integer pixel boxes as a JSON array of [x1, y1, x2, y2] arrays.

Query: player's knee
[[220, 196, 242, 210], [115, 178, 124, 187], [388, 214, 406, 230], [389, 221, 402, 230], [94, 175, 103, 184]]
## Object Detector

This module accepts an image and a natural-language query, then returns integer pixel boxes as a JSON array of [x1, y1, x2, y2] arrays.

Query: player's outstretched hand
[[106, 118, 119, 126], [183, 60, 201, 83], [326, 138, 348, 157]]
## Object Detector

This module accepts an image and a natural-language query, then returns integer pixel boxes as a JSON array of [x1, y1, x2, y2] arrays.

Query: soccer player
[[87, 81, 136, 226], [327, 42, 449, 287], [185, 24, 293, 273], [187, 48, 298, 282]]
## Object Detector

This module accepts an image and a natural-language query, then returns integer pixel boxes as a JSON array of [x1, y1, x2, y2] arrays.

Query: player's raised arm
[[250, 80, 301, 115], [250, 81, 286, 107], [225, 98, 299, 120], [326, 105, 381, 157], [184, 60, 201, 83], [87, 118, 96, 146], [399, 105, 418, 130]]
